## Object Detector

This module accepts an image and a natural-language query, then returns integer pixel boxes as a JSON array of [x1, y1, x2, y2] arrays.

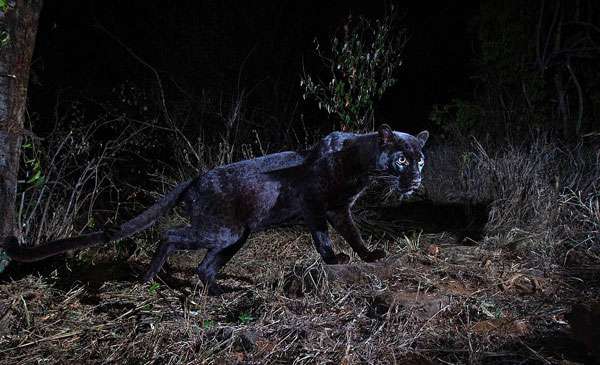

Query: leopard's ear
[[416, 130, 429, 147], [377, 124, 394, 146]]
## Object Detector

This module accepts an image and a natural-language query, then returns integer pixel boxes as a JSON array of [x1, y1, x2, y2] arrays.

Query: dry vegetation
[[1, 133, 599, 364], [0, 229, 598, 364]]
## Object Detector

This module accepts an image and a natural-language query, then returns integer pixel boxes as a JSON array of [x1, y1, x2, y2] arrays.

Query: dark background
[[28, 0, 479, 138]]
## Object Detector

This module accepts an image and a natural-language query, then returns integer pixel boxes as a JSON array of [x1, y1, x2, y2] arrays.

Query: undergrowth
[[423, 133, 599, 263], [0, 81, 597, 365]]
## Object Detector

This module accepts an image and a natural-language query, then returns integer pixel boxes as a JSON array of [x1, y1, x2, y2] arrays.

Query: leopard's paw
[[363, 249, 386, 262]]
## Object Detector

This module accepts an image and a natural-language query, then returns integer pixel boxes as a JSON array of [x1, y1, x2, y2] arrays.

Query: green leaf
[[203, 319, 215, 330], [238, 312, 254, 325], [0, 31, 8, 48], [34, 176, 45, 187], [0, 250, 10, 274], [26, 170, 42, 184], [0, 0, 7, 12], [148, 282, 160, 295]]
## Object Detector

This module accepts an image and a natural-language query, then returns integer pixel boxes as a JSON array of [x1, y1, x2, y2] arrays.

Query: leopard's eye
[[418, 158, 424, 167], [398, 156, 408, 165]]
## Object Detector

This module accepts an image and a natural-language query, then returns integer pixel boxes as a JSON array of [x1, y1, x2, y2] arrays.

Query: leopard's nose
[[411, 179, 422, 189]]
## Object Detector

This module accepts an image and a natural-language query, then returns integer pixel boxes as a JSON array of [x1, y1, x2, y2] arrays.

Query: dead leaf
[[232, 351, 245, 362], [499, 273, 542, 294], [427, 244, 440, 256]]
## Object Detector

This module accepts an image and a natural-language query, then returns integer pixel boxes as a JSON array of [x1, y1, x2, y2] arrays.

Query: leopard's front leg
[[326, 207, 386, 262], [303, 203, 350, 265]]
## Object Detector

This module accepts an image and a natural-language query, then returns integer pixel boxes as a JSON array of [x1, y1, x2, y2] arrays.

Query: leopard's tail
[[1, 179, 194, 262]]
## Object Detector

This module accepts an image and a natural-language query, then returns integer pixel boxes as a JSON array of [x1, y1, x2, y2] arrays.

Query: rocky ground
[[1, 228, 599, 364]]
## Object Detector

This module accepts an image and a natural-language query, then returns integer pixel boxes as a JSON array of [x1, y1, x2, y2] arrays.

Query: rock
[[282, 258, 397, 297], [368, 291, 449, 319], [323, 260, 396, 283]]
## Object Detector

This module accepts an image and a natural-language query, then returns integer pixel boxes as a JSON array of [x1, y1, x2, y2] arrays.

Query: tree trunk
[[0, 0, 43, 241]]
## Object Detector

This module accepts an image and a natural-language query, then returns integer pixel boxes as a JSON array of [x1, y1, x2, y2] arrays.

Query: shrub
[[423, 133, 599, 260], [301, 7, 407, 131]]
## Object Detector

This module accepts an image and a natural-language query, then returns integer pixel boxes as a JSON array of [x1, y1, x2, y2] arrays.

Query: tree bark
[[0, 0, 43, 241]]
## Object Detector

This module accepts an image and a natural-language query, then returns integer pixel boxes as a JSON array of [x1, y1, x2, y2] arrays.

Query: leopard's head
[[373, 124, 429, 198]]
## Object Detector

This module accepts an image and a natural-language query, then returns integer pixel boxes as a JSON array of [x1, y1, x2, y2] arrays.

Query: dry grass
[[423, 135, 600, 260], [1, 226, 598, 364], [2, 131, 599, 364]]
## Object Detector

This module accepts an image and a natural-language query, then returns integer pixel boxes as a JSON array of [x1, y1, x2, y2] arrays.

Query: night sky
[[29, 0, 479, 137]]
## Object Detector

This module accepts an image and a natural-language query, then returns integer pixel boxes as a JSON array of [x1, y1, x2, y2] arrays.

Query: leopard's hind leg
[[143, 223, 251, 296], [196, 227, 250, 295], [143, 225, 201, 282]]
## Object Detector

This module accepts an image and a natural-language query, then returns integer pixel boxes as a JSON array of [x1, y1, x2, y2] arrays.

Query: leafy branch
[[301, 7, 407, 131]]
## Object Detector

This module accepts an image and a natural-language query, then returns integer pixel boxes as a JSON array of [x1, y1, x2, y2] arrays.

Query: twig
[[1, 330, 82, 352]]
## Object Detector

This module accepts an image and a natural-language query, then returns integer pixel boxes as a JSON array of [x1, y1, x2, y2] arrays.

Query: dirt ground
[[1, 229, 599, 364]]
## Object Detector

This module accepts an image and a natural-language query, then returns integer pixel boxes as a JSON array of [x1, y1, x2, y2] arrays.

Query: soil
[[0, 229, 599, 364]]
